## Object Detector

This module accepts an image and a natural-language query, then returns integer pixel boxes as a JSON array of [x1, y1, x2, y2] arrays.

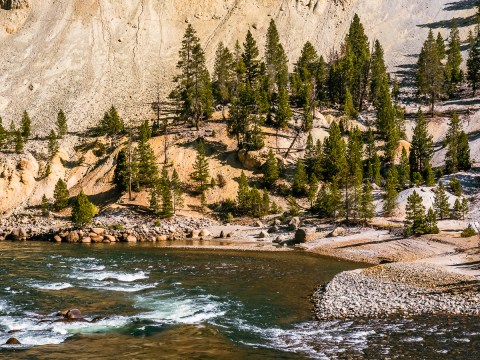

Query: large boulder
[[67, 231, 80, 243], [329, 227, 346, 237], [237, 149, 264, 169], [5, 338, 20, 345], [294, 228, 316, 243], [6, 227, 27, 241], [288, 217, 301, 231], [65, 309, 83, 319]]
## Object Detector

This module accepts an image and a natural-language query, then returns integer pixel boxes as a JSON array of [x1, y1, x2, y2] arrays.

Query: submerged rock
[[5, 338, 20, 345]]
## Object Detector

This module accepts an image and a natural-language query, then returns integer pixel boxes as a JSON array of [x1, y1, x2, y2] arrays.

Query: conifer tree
[[392, 76, 400, 103], [0, 116, 6, 149], [262, 149, 279, 188], [445, 20, 463, 96], [315, 180, 341, 219], [424, 163, 435, 186], [113, 149, 129, 192], [370, 40, 388, 107], [200, 191, 207, 213], [191, 139, 210, 192], [15, 130, 23, 154], [56, 110, 68, 138], [213, 42, 235, 116], [450, 176, 462, 196], [249, 186, 264, 217], [291, 159, 308, 196], [274, 87, 292, 129], [265, 19, 288, 93], [160, 167, 174, 218], [359, 182, 375, 224], [398, 147, 411, 188], [376, 79, 399, 164], [409, 109, 433, 177], [344, 89, 356, 119], [383, 171, 398, 216], [445, 112, 461, 173], [457, 131, 471, 171], [41, 194, 50, 216], [417, 29, 445, 113], [20, 110, 31, 140], [236, 171, 250, 213], [48, 130, 59, 159], [136, 127, 158, 189], [452, 198, 462, 220], [323, 122, 346, 182], [345, 127, 364, 220], [286, 195, 301, 216], [434, 182, 450, 220], [227, 95, 250, 148], [53, 178, 69, 211], [100, 106, 124, 135], [436, 32, 446, 60], [373, 154, 382, 186], [307, 174, 319, 209], [242, 30, 260, 86], [71, 190, 97, 226], [467, 27, 480, 95], [262, 189, 270, 215], [171, 24, 213, 129], [425, 207, 440, 234], [404, 190, 426, 236], [171, 168, 184, 215], [461, 197, 469, 220]]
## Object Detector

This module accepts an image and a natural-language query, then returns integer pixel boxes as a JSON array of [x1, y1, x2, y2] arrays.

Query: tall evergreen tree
[[344, 89, 356, 119], [171, 168, 184, 215], [21, 110, 31, 140], [160, 167, 174, 218], [236, 171, 250, 214], [53, 178, 69, 211], [417, 29, 445, 113], [242, 30, 261, 86], [171, 24, 213, 129], [436, 32, 446, 60], [323, 122, 347, 182], [15, 130, 23, 154], [265, 19, 288, 93], [457, 131, 471, 171], [445, 112, 461, 173], [100, 105, 124, 135], [398, 147, 411, 188], [425, 207, 440, 234], [262, 149, 279, 188], [113, 149, 128, 192], [56, 109, 68, 138], [47, 130, 59, 159], [291, 159, 308, 196], [344, 127, 364, 220], [467, 26, 480, 95], [0, 116, 6, 149], [404, 190, 426, 236], [370, 40, 388, 107], [213, 42, 235, 116], [274, 87, 292, 129], [135, 128, 158, 189], [191, 139, 210, 192], [445, 20, 463, 96], [383, 170, 398, 216], [359, 182, 375, 224], [434, 182, 450, 220], [315, 180, 341, 219], [409, 109, 434, 177], [376, 79, 399, 164]]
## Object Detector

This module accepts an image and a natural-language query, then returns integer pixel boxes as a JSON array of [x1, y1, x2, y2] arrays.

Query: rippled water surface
[[0, 242, 479, 359]]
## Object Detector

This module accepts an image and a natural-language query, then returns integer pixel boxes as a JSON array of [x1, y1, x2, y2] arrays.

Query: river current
[[0, 242, 479, 359]]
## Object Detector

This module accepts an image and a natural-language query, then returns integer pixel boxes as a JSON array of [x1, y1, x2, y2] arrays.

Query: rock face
[[0, 0, 30, 10]]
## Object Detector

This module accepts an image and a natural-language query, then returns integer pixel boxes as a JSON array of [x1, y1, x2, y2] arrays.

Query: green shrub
[[461, 225, 477, 238]]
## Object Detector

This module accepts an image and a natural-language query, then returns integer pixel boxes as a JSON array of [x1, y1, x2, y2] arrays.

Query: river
[[0, 242, 479, 359]]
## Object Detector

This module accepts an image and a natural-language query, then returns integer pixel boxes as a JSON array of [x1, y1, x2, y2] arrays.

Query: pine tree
[[242, 30, 260, 86], [457, 131, 471, 171], [461, 197, 469, 220], [409, 109, 433, 177], [425, 207, 440, 234], [227, 94, 250, 148], [48, 130, 59, 159], [71, 190, 97, 226], [450, 176, 462, 196], [41, 194, 50, 216], [445, 111, 461, 173], [213, 42, 234, 115], [136, 127, 158, 189], [373, 154, 382, 186], [262, 189, 270, 215], [56, 109, 68, 138], [452, 198, 462, 220], [113, 149, 128, 192], [171, 24, 213, 129], [383, 171, 398, 216], [323, 122, 346, 182], [200, 191, 208, 214], [274, 87, 292, 128], [15, 130, 23, 154], [392, 76, 400, 103], [404, 190, 426, 236], [370, 40, 389, 107], [286, 195, 301, 216], [467, 27, 480, 95], [398, 147, 411, 188], [171, 168, 184, 215], [236, 171, 250, 213], [344, 89, 356, 119], [53, 178, 69, 211], [417, 29, 445, 114], [424, 163, 435, 186], [315, 180, 341, 219], [307, 174, 319, 209], [302, 98, 314, 132], [250, 186, 264, 217], [345, 127, 364, 221], [436, 32, 446, 60], [359, 182, 375, 224], [262, 149, 279, 188], [445, 20, 463, 96], [265, 19, 288, 93], [100, 105, 124, 135], [159, 167, 174, 218], [434, 182, 450, 220], [191, 139, 210, 192], [21, 110, 31, 140], [376, 79, 399, 164], [291, 159, 308, 196]]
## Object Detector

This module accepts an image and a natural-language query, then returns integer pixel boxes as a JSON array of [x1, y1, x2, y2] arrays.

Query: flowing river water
[[0, 242, 479, 359]]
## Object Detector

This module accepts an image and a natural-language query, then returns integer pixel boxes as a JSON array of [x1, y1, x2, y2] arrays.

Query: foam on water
[[30, 282, 73, 291], [68, 270, 149, 282]]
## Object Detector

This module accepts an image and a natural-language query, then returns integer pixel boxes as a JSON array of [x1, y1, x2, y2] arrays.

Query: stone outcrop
[[0, 0, 30, 10]]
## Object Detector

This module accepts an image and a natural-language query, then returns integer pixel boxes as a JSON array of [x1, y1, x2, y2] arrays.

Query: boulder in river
[[5, 338, 20, 345], [294, 228, 316, 243], [66, 309, 83, 319]]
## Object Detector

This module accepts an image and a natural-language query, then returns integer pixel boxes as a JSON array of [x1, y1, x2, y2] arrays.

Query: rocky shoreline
[[313, 263, 480, 320]]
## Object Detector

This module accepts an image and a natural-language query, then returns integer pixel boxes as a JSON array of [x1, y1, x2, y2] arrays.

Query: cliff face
[[0, 0, 474, 131]]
